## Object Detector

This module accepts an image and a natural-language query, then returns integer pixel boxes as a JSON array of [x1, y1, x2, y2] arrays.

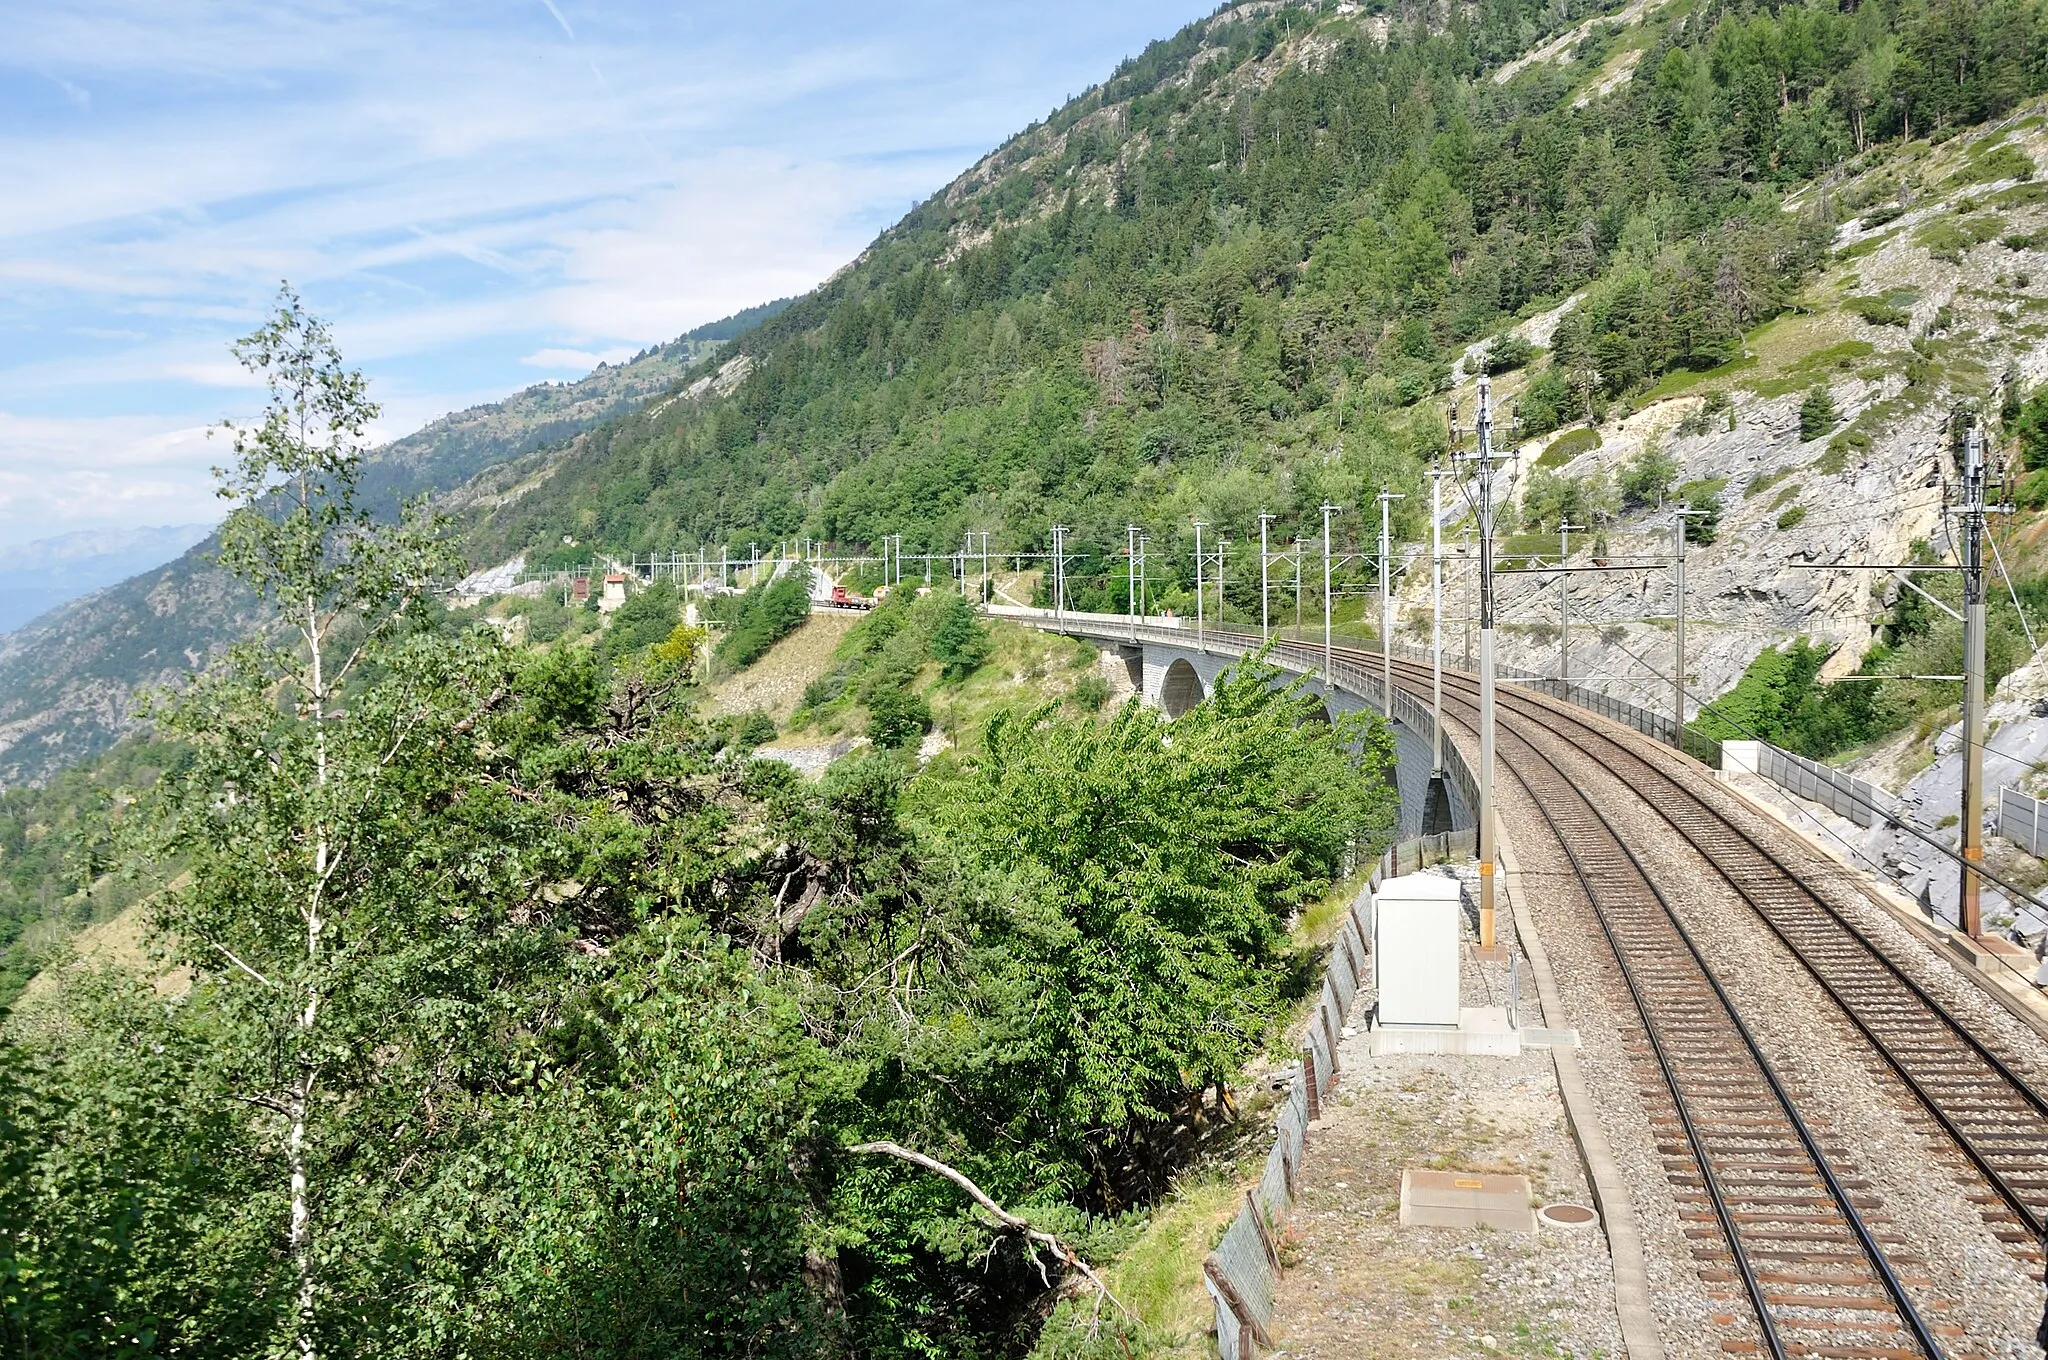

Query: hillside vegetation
[[458, 0, 2040, 615]]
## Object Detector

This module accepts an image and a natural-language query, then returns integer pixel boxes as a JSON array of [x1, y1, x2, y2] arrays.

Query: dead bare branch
[[848, 1141, 1133, 1326]]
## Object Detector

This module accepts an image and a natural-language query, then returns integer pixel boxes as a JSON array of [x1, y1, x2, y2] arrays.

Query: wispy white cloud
[[0, 0, 1218, 550], [0, 413, 227, 546], [539, 0, 578, 42], [160, 360, 263, 388]]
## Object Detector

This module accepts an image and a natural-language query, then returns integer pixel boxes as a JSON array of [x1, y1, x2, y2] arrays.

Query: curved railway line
[[1046, 617, 2048, 1356], [1429, 658, 1948, 1357], [1382, 652, 2048, 1258], [1340, 641, 2048, 1357]]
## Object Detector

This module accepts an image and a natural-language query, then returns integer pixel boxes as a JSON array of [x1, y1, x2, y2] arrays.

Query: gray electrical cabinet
[[1373, 872, 1463, 1027]]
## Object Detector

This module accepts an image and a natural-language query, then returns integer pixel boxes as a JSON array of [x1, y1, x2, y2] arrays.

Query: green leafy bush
[[1677, 478, 1725, 544], [1522, 467, 1616, 531], [865, 683, 933, 748], [714, 567, 814, 668], [598, 580, 682, 661], [1517, 368, 1576, 438], [1776, 503, 1808, 530], [926, 593, 991, 679], [1484, 333, 1535, 374], [1618, 442, 1678, 509], [1069, 672, 1112, 711], [1845, 295, 1911, 327]]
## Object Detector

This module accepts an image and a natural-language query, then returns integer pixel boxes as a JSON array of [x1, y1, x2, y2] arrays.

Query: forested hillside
[[2, 293, 1397, 1355], [459, 0, 2040, 605]]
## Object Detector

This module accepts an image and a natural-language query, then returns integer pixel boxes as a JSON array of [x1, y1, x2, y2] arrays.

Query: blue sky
[[0, 0, 1214, 552]]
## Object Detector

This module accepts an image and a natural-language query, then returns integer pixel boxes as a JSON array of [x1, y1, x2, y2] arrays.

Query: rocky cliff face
[[1402, 110, 2048, 731]]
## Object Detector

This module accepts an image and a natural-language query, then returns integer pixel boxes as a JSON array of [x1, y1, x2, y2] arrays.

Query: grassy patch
[[1776, 503, 1808, 530], [1989, 180, 2048, 208], [1745, 466, 1794, 498], [1915, 211, 2009, 260], [1085, 1172, 1242, 1356], [1749, 339, 1877, 398], [1296, 868, 1370, 944], [1641, 351, 1756, 399], [1949, 138, 2036, 188], [1836, 226, 1902, 262], [1536, 426, 1602, 467]]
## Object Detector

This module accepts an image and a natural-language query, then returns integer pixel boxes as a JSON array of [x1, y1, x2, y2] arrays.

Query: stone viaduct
[[988, 607, 1473, 839]]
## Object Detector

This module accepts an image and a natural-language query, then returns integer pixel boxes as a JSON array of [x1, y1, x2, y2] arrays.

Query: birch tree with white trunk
[[145, 285, 463, 1358]]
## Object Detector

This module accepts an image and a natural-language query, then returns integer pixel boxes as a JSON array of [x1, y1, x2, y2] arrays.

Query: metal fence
[[1203, 833, 1455, 1357], [1757, 742, 1894, 830], [1510, 675, 1678, 747], [1997, 786, 2048, 856]]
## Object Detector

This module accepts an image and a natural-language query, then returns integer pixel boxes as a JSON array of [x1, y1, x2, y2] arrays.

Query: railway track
[[1377, 653, 1960, 1358], [1134, 625, 2048, 1354], [1378, 652, 2048, 1275]]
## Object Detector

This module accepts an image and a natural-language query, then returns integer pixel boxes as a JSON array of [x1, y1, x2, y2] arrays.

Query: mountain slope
[[0, 525, 213, 635], [438, 0, 2048, 773], [445, 0, 2009, 571], [0, 301, 790, 787]]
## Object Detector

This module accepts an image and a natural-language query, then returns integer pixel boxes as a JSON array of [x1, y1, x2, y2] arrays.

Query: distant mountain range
[[0, 525, 215, 636], [0, 298, 792, 787]]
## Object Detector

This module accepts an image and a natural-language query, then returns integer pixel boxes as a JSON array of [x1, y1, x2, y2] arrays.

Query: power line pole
[[1138, 532, 1149, 622], [1669, 513, 1692, 747], [1217, 536, 1229, 630], [1127, 523, 1140, 639], [1428, 461, 1451, 779], [1193, 520, 1207, 645], [1378, 489, 1405, 714], [1453, 376, 1511, 958], [1960, 418, 1990, 939], [1259, 512, 1275, 641], [1321, 503, 1340, 686], [1051, 525, 1069, 623], [1294, 535, 1306, 637], [1559, 519, 1584, 685]]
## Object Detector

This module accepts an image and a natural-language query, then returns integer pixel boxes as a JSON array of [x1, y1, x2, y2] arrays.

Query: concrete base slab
[[1400, 1168, 1537, 1232], [1371, 1007, 1523, 1056], [1949, 931, 2039, 976]]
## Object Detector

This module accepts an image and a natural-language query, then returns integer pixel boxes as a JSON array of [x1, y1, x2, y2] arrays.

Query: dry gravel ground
[[1490, 710, 2045, 1358], [1270, 865, 1625, 1360]]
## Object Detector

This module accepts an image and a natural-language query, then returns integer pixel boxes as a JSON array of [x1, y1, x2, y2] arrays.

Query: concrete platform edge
[[1497, 819, 1668, 1360]]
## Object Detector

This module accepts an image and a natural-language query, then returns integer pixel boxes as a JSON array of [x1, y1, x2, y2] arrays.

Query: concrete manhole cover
[[1538, 1202, 1598, 1229]]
